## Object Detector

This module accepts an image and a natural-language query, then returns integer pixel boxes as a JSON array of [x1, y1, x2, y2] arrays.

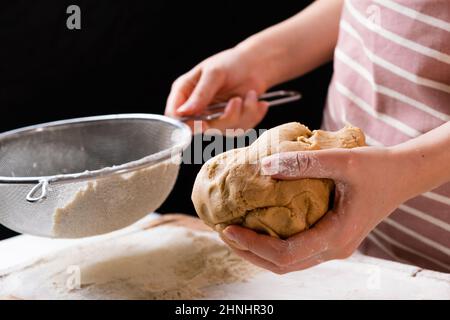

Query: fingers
[[209, 90, 266, 131], [260, 148, 353, 180], [207, 97, 243, 132], [285, 211, 341, 262], [222, 225, 294, 266], [230, 245, 332, 274], [230, 248, 286, 274], [204, 90, 268, 134], [219, 231, 248, 251], [239, 90, 269, 130], [165, 68, 201, 117], [166, 67, 267, 133], [177, 68, 225, 115], [285, 252, 331, 272], [222, 202, 365, 275], [175, 91, 263, 135], [222, 210, 342, 267], [219, 210, 355, 274]]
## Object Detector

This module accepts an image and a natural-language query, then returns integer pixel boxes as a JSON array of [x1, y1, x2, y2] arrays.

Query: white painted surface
[[203, 257, 450, 299], [0, 214, 448, 300]]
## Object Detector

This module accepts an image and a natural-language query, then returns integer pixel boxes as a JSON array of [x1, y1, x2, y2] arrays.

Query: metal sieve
[[0, 90, 300, 239], [0, 114, 192, 238]]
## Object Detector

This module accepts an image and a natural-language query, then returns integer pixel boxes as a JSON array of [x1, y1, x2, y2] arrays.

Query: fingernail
[[260, 157, 280, 176], [230, 96, 243, 106], [176, 104, 191, 115], [223, 229, 247, 250], [246, 90, 257, 102], [223, 228, 237, 242]]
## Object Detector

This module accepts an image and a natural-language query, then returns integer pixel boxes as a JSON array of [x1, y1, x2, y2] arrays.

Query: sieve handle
[[26, 180, 49, 203], [179, 90, 302, 122]]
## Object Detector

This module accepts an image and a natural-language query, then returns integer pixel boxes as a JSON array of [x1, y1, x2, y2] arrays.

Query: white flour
[[0, 225, 259, 299], [52, 160, 180, 238]]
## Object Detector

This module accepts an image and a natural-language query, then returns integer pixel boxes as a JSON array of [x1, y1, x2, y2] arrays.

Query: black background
[[0, 300, 434, 317], [0, 0, 332, 240]]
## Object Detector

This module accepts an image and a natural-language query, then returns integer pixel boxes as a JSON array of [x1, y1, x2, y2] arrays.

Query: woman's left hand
[[221, 146, 410, 274]]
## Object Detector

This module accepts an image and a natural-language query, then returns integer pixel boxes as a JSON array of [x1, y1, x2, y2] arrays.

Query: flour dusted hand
[[192, 123, 366, 239]]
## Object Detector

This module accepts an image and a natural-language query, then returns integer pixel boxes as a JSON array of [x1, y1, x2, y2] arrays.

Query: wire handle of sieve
[[178, 90, 302, 122], [26, 179, 49, 203]]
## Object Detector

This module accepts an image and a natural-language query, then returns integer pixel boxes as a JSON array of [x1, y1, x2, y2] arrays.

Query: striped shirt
[[324, 0, 450, 272]]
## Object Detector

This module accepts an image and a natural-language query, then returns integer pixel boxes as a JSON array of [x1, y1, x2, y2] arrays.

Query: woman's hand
[[221, 146, 410, 274], [221, 121, 450, 274], [165, 46, 270, 134], [164, 0, 345, 134]]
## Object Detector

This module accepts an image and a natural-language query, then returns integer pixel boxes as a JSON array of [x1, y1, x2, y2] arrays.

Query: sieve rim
[[0, 113, 192, 184]]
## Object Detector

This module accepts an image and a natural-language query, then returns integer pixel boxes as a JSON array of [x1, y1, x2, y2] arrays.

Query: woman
[[165, 0, 450, 273]]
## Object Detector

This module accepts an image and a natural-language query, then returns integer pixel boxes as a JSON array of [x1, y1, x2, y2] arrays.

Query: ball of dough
[[192, 123, 366, 239]]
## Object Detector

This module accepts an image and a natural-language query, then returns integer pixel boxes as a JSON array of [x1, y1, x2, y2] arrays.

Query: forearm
[[390, 121, 450, 201], [236, 0, 344, 87]]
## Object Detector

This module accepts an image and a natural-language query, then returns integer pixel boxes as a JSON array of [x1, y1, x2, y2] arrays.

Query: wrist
[[235, 36, 288, 89], [388, 141, 450, 201]]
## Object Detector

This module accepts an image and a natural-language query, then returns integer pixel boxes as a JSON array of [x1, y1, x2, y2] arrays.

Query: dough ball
[[192, 122, 366, 239]]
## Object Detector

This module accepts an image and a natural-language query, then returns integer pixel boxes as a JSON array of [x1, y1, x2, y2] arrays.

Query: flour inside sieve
[[51, 159, 180, 238]]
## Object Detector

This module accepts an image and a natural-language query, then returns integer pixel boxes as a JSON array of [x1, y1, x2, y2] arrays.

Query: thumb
[[176, 69, 225, 116], [260, 149, 352, 180]]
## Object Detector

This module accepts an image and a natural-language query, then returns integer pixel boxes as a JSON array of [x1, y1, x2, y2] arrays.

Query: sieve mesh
[[0, 114, 191, 238], [0, 117, 186, 177]]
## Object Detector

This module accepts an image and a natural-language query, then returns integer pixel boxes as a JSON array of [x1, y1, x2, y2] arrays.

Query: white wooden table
[[0, 214, 448, 300]]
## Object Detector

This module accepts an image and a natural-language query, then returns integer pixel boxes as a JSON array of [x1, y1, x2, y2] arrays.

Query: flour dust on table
[[0, 219, 260, 299]]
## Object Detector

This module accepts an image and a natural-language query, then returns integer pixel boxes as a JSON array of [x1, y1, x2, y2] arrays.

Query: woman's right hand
[[165, 46, 270, 134]]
